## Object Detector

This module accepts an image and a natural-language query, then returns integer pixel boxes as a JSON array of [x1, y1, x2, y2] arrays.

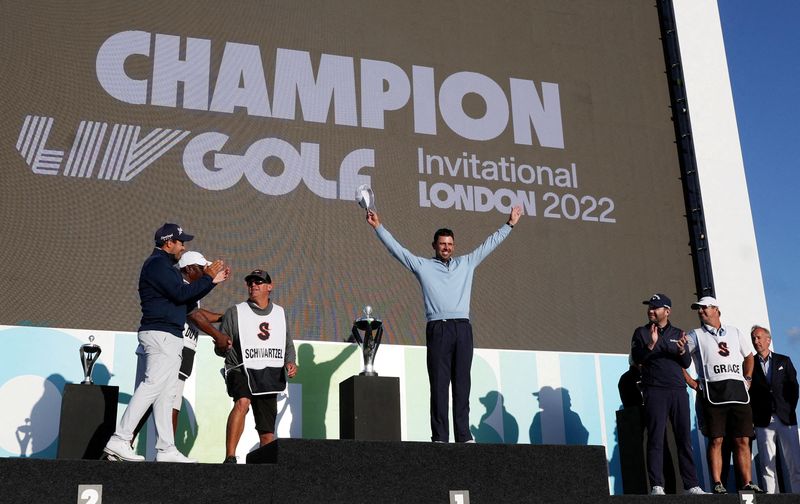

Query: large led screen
[[0, 0, 698, 352]]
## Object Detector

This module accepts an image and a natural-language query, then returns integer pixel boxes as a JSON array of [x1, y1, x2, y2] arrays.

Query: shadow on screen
[[21, 373, 70, 458], [293, 342, 358, 438], [470, 390, 519, 443], [529, 386, 589, 445], [607, 417, 623, 494]]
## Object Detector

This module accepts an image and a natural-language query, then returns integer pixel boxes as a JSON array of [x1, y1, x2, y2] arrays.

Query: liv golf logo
[[16, 115, 189, 181], [15, 114, 376, 203], [16, 29, 568, 213]]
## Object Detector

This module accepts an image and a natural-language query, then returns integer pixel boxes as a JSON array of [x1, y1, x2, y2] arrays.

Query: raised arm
[[366, 210, 423, 272], [466, 205, 522, 266]]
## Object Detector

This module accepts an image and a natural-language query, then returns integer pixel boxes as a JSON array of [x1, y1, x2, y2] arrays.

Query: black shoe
[[741, 482, 765, 494], [712, 482, 726, 494], [223, 456, 237, 464]]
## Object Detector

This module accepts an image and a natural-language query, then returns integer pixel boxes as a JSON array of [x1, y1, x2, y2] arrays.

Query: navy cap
[[643, 293, 671, 309], [154, 223, 194, 246]]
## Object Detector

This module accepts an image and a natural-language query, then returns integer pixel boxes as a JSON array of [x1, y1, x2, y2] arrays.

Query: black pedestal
[[56, 383, 118, 460], [339, 375, 401, 441]]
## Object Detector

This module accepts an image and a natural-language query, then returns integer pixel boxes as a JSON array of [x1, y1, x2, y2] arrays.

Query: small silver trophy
[[351, 305, 383, 376], [355, 184, 376, 213], [80, 335, 102, 385]]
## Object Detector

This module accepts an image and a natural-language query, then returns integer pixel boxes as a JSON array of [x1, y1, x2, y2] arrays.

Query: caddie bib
[[694, 326, 749, 405], [237, 302, 287, 395]]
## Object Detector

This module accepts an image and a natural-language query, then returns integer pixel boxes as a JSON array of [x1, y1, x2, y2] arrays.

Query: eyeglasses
[[247, 279, 266, 286]]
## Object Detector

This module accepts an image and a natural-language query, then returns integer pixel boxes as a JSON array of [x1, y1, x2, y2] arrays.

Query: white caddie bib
[[693, 326, 749, 405], [237, 302, 287, 395]]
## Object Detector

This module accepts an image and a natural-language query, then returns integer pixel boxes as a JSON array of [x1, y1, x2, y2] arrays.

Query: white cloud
[[786, 327, 800, 344]]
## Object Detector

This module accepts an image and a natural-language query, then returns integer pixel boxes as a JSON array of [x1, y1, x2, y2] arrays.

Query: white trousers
[[113, 330, 183, 453], [136, 344, 185, 411], [755, 416, 800, 493]]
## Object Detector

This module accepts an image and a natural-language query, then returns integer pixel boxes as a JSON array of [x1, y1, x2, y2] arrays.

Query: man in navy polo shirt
[[631, 293, 705, 495], [104, 223, 229, 463]]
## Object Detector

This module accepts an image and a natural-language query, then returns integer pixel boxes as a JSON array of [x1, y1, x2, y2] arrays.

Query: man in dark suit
[[750, 325, 800, 493]]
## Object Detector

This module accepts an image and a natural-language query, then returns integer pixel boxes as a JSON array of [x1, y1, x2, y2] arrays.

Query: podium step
[[1, 439, 610, 503]]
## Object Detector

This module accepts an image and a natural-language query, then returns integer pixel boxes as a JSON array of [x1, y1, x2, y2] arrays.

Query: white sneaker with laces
[[649, 486, 665, 495], [684, 486, 708, 495], [103, 437, 145, 462], [156, 450, 197, 463]]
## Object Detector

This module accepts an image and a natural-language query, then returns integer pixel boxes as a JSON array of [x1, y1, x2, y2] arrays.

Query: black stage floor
[[1, 439, 795, 503]]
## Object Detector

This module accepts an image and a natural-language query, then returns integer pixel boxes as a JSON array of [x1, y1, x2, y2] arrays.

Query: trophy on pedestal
[[79, 335, 102, 385], [351, 305, 384, 376]]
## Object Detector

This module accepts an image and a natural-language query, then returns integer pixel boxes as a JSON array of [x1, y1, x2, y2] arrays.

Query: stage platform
[[1, 439, 796, 503]]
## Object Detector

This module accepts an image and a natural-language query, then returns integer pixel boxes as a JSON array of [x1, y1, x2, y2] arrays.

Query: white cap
[[178, 251, 211, 269], [691, 296, 719, 309]]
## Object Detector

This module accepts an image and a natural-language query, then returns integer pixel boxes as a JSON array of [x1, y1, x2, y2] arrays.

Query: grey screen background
[[0, 0, 699, 352]]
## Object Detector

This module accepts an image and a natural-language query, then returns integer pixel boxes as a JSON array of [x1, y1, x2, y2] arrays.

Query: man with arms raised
[[686, 296, 763, 494], [366, 206, 522, 443], [750, 325, 800, 493], [220, 270, 297, 463], [104, 223, 229, 463]]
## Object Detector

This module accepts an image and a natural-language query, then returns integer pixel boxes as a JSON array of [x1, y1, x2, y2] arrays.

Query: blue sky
[[719, 2, 800, 362]]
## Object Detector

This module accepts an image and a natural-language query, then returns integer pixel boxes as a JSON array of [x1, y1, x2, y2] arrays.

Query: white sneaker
[[684, 486, 708, 495], [650, 486, 665, 495], [156, 450, 197, 463], [103, 437, 145, 462]]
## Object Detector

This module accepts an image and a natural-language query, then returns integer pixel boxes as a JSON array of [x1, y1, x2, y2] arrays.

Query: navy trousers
[[643, 386, 700, 489], [426, 319, 473, 442]]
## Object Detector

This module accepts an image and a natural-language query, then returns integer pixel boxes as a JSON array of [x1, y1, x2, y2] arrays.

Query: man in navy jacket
[[104, 223, 229, 463], [750, 325, 800, 493], [631, 293, 704, 495]]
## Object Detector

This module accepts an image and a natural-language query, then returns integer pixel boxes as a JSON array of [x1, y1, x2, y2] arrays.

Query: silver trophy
[[355, 184, 376, 213], [351, 305, 384, 376], [79, 335, 102, 385]]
